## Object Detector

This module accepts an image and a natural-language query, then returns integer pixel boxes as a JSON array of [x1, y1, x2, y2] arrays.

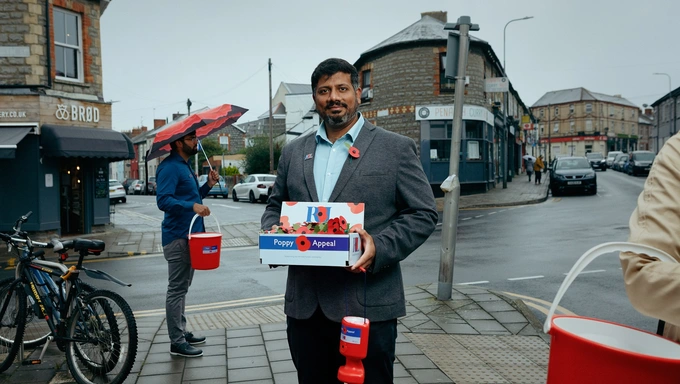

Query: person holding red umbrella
[[156, 131, 220, 358]]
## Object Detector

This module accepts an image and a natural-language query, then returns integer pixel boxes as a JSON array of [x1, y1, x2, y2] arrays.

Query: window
[[570, 121, 575, 133], [554, 107, 559, 116], [360, 70, 372, 101], [467, 141, 481, 160], [54, 8, 82, 81], [439, 53, 455, 92], [569, 104, 574, 114], [585, 120, 593, 131], [540, 109, 544, 117], [465, 121, 484, 139], [585, 103, 593, 113], [631, 124, 636, 136], [553, 123, 559, 132]]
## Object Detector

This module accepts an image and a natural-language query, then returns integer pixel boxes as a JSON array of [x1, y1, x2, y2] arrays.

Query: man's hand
[[193, 203, 211, 217], [207, 169, 220, 188], [348, 227, 375, 273]]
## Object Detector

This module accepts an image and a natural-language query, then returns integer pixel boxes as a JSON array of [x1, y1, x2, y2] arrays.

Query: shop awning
[[0, 127, 32, 159], [41, 125, 135, 161]]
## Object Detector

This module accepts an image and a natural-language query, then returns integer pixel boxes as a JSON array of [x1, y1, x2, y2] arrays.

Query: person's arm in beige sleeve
[[620, 136, 680, 335]]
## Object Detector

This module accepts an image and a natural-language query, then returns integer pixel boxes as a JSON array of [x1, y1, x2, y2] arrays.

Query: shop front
[[539, 135, 608, 158], [417, 104, 496, 195], [0, 95, 133, 235]]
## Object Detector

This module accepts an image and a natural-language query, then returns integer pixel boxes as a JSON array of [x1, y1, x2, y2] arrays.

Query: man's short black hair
[[311, 58, 359, 93]]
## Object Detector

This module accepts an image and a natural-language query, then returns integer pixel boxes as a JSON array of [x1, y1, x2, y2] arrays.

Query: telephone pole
[[437, 16, 479, 301], [268, 58, 274, 174]]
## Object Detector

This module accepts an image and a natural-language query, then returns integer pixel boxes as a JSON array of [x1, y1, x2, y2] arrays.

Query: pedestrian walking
[[156, 132, 220, 357], [525, 157, 534, 182], [261, 58, 438, 383], [620, 133, 680, 342], [534, 155, 545, 184]]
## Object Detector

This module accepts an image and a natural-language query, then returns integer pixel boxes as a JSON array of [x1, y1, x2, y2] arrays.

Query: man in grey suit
[[261, 58, 438, 383]]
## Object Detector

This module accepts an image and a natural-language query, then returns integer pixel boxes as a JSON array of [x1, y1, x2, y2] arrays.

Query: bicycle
[[0, 211, 138, 384]]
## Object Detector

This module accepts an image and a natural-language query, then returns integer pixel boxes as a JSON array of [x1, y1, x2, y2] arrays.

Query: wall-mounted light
[[76, 166, 80, 171], [67, 171, 71, 174], [77, 179, 81, 184]]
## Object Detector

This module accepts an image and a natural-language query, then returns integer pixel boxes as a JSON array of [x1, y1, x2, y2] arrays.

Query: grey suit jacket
[[261, 121, 438, 322]]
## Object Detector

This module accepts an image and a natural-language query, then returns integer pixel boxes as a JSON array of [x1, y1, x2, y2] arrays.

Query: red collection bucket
[[188, 214, 222, 270], [544, 242, 680, 383]]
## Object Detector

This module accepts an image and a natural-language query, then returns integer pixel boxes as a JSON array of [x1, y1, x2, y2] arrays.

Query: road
[[14, 170, 659, 333]]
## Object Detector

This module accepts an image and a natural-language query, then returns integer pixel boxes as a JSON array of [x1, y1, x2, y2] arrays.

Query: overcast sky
[[100, 0, 679, 132]]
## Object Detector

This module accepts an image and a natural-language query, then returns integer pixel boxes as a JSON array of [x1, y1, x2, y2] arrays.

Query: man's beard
[[182, 141, 198, 156], [322, 100, 359, 128]]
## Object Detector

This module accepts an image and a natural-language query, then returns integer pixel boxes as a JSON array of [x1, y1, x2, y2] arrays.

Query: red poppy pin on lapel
[[349, 146, 360, 159]]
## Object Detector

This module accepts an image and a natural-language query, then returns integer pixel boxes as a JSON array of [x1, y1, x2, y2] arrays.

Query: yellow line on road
[[501, 291, 576, 316]]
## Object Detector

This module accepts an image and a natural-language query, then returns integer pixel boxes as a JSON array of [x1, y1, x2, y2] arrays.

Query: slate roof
[[362, 15, 486, 56], [532, 88, 637, 108], [284, 83, 312, 95]]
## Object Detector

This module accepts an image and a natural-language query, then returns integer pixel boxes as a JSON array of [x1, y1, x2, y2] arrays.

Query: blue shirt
[[314, 113, 364, 202], [156, 151, 211, 246]]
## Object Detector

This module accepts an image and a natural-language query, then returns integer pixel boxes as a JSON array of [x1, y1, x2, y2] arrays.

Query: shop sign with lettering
[[0, 111, 27, 118], [55, 104, 100, 123]]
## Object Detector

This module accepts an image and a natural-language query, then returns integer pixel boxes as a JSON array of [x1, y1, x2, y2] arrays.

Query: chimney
[[421, 11, 447, 23], [153, 119, 165, 129], [172, 112, 185, 121], [613, 94, 622, 98], [644, 107, 653, 116], [141, 126, 148, 132]]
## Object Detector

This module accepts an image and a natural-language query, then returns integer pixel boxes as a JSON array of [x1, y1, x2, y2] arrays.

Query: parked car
[[232, 173, 276, 203], [606, 151, 622, 168], [146, 176, 157, 195], [626, 151, 655, 176], [549, 156, 597, 196], [128, 179, 145, 195], [109, 180, 126, 204], [612, 153, 629, 172], [585, 152, 607, 171], [197, 174, 229, 198]]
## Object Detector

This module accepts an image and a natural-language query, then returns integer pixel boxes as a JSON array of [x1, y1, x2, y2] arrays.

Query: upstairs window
[[360, 70, 372, 101], [585, 103, 592, 113], [439, 53, 455, 92], [569, 104, 575, 114], [554, 107, 559, 116], [54, 8, 82, 82]]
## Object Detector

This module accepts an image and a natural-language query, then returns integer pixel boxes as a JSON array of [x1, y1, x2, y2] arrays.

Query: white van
[[606, 151, 622, 168]]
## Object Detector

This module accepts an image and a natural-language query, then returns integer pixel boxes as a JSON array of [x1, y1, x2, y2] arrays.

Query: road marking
[[507, 275, 544, 281], [134, 294, 285, 317], [498, 210, 506, 213], [552, 198, 562, 202], [563, 269, 606, 275], [475, 215, 484, 218], [214, 204, 241, 210], [488, 212, 497, 215], [501, 291, 576, 316], [461, 217, 471, 221], [458, 280, 489, 285]]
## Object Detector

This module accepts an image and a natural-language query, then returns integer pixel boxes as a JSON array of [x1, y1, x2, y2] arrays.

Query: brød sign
[[55, 104, 100, 123]]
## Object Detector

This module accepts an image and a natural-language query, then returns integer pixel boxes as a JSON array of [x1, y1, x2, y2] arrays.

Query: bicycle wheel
[[0, 278, 96, 349], [0, 282, 26, 373], [65, 289, 137, 384]]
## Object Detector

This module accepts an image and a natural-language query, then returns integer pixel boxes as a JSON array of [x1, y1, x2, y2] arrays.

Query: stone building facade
[[354, 12, 533, 194], [531, 88, 639, 158], [0, 0, 132, 235], [650, 86, 679, 153]]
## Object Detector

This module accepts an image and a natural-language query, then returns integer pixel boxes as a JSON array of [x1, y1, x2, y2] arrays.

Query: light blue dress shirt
[[314, 113, 365, 202]]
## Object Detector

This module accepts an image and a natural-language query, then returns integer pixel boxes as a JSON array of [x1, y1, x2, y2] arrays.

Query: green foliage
[[197, 137, 224, 173], [221, 165, 240, 176], [242, 136, 283, 174]]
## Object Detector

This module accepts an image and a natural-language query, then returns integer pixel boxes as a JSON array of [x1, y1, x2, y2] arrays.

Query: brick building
[[354, 12, 534, 194], [531, 88, 639, 159], [0, 0, 133, 234]]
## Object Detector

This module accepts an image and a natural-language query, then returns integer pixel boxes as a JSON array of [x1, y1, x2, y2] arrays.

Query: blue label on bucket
[[340, 326, 361, 345], [202, 245, 218, 254]]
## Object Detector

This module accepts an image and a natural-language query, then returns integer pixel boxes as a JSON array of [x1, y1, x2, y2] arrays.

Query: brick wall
[[0, 0, 48, 86], [0, 0, 103, 99], [356, 43, 489, 151]]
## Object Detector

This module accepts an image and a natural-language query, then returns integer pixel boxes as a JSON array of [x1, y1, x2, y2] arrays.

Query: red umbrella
[[146, 104, 248, 161]]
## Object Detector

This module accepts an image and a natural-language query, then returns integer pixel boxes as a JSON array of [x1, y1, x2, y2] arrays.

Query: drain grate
[[222, 237, 256, 247]]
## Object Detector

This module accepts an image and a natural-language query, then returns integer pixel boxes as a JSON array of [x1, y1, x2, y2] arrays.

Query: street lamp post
[[502, 16, 533, 189], [653, 72, 674, 150]]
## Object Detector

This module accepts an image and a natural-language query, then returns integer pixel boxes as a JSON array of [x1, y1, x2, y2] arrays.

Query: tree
[[242, 136, 283, 174], [197, 137, 223, 173], [222, 165, 240, 176]]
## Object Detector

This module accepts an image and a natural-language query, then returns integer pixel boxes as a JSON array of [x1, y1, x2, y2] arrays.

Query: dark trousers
[[535, 170, 542, 183], [287, 307, 398, 384]]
